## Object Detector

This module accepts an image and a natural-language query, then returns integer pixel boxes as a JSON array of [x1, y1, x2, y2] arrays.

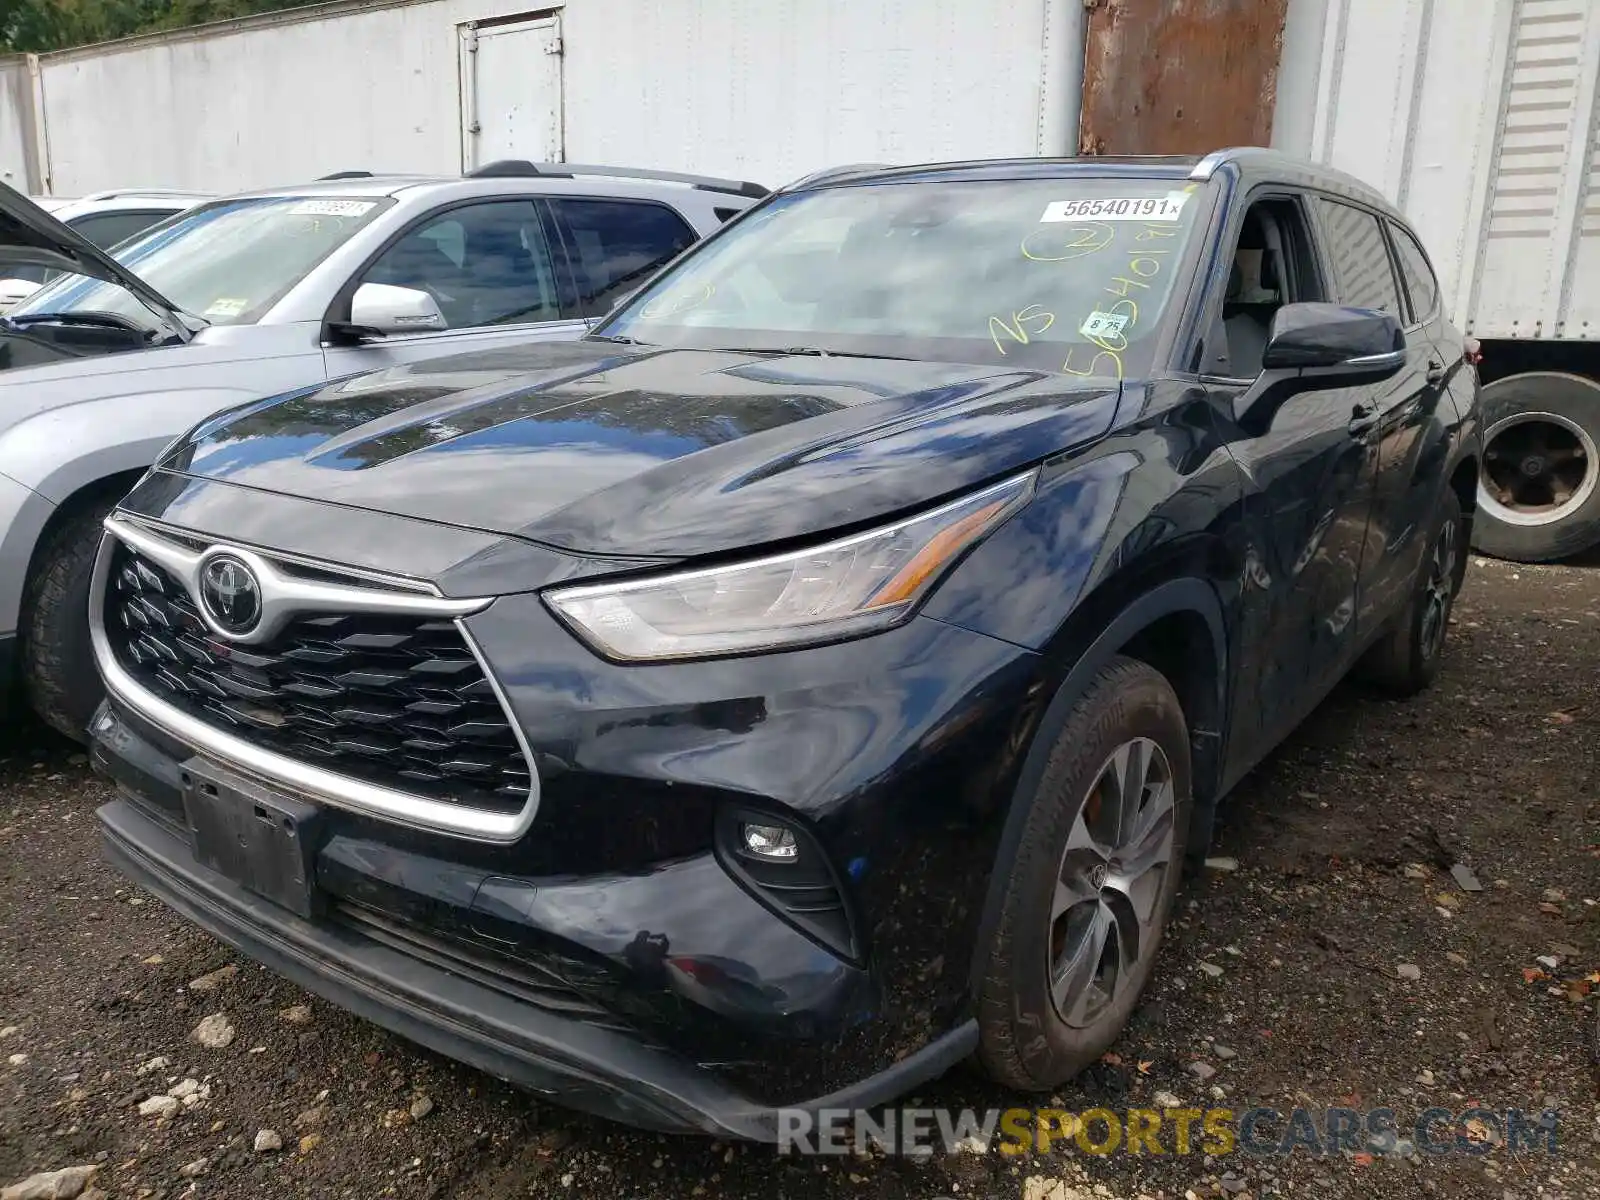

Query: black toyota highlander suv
[[89, 148, 1480, 1138]]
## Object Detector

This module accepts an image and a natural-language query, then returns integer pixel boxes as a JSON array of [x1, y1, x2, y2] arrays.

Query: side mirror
[[0, 278, 41, 310], [1235, 302, 1406, 431], [347, 283, 446, 336]]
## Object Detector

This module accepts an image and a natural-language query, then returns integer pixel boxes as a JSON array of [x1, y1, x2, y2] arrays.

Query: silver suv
[[0, 163, 764, 736], [0, 189, 214, 309]]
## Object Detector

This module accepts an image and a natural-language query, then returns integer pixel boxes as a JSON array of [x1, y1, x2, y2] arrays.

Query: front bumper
[[90, 486, 1048, 1127], [100, 793, 975, 1138]]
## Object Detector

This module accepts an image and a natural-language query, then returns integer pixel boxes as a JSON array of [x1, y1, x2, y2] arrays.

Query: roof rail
[[1188, 146, 1276, 181], [464, 159, 769, 199], [781, 163, 892, 190], [318, 170, 375, 180], [76, 188, 211, 202]]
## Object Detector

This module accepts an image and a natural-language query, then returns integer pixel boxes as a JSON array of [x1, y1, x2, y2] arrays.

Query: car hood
[[156, 340, 1122, 559], [0, 182, 187, 324]]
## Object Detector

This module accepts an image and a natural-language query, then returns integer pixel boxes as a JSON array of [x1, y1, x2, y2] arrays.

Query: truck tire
[[21, 501, 114, 742], [1472, 371, 1600, 562], [975, 656, 1192, 1091]]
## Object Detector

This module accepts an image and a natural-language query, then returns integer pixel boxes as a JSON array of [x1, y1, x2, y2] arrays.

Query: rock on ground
[[191, 1013, 235, 1049], [0, 1165, 100, 1200]]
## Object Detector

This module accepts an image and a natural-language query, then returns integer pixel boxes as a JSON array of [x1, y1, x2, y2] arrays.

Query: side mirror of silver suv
[[349, 282, 446, 335]]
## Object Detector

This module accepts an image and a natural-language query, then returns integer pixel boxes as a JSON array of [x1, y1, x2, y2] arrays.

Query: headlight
[[545, 471, 1037, 661]]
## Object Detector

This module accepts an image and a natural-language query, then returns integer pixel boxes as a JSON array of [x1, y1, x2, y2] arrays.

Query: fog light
[[741, 823, 799, 860]]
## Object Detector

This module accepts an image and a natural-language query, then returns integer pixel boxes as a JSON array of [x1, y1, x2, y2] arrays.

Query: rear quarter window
[[1314, 198, 1403, 317], [1389, 222, 1441, 324]]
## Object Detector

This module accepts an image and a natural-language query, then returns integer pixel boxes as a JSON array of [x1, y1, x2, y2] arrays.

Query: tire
[[21, 501, 115, 742], [1472, 372, 1600, 562], [1359, 488, 1466, 696], [975, 656, 1192, 1091]]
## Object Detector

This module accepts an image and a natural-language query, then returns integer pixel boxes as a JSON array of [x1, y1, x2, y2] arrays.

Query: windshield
[[601, 177, 1209, 379], [11, 195, 392, 327]]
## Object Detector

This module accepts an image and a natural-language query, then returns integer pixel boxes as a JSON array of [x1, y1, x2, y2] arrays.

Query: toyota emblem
[[199, 554, 262, 636]]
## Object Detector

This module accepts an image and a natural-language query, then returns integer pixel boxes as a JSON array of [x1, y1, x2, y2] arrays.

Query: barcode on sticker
[[1080, 311, 1130, 339], [1041, 193, 1190, 223], [287, 199, 377, 217]]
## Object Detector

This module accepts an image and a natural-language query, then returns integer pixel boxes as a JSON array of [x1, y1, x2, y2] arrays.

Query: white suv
[[1, 189, 213, 308]]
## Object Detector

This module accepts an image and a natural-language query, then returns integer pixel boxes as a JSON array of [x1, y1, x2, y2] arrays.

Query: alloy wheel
[[1420, 515, 1458, 661], [1047, 737, 1176, 1028]]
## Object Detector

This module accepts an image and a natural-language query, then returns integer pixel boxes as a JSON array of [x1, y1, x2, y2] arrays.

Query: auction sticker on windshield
[[204, 297, 248, 319], [288, 199, 377, 218], [1041, 193, 1190, 223]]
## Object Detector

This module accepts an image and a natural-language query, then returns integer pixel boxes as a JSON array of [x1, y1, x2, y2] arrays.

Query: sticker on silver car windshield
[[287, 199, 377, 217], [1040, 193, 1190, 223]]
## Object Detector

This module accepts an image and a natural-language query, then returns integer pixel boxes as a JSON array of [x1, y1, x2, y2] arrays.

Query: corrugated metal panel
[[1079, 0, 1288, 156], [1277, 0, 1600, 341], [1475, 0, 1600, 338]]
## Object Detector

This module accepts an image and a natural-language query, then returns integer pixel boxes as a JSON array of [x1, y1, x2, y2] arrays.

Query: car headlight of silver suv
[[545, 470, 1037, 662]]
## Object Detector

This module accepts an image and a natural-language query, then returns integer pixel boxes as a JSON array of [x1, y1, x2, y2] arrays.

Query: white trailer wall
[[35, 0, 537, 194], [30, 0, 1079, 198], [1276, 0, 1600, 341], [558, 0, 1077, 185], [0, 57, 36, 192]]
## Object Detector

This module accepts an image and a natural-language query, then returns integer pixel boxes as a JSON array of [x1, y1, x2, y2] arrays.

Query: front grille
[[329, 900, 633, 1033], [104, 543, 530, 815]]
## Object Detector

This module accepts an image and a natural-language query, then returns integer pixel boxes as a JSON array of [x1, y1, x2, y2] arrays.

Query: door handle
[[1348, 402, 1380, 436], [1426, 359, 1446, 386]]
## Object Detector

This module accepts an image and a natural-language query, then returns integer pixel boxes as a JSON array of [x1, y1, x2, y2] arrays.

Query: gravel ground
[[2, 553, 1597, 1200]]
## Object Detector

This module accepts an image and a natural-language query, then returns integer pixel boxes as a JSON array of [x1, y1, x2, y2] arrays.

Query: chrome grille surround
[[90, 514, 540, 842]]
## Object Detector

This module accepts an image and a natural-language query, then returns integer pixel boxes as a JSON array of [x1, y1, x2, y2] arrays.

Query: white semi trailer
[[1275, 0, 1600, 561]]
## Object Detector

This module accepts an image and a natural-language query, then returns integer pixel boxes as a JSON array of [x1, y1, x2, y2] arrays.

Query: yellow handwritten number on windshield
[[1062, 347, 1124, 381], [1021, 223, 1113, 263]]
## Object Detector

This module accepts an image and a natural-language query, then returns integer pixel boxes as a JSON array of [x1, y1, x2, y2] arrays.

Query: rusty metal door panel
[[1079, 0, 1290, 156]]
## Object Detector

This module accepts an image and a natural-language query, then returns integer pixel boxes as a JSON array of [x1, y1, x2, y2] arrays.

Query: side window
[[70, 209, 175, 250], [359, 200, 562, 329], [1314, 199, 1403, 316], [548, 199, 697, 317], [1389, 222, 1440, 324], [1210, 196, 1323, 378]]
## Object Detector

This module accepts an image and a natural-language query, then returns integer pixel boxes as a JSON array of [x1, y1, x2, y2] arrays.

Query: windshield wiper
[[4, 311, 145, 332], [743, 345, 917, 362], [586, 333, 650, 345]]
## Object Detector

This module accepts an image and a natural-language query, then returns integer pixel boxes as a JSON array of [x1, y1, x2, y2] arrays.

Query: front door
[[1204, 193, 1382, 770], [322, 197, 588, 379], [459, 15, 564, 170]]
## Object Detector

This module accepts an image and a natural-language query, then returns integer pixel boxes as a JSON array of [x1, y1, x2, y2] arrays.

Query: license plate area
[[180, 758, 324, 919]]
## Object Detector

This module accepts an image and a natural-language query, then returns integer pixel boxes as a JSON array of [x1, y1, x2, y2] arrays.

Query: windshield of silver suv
[[10, 195, 394, 329], [600, 176, 1208, 380]]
